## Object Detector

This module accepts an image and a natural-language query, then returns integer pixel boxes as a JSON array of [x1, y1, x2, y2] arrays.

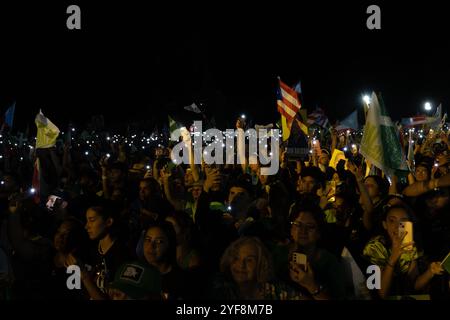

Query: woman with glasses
[[277, 203, 346, 299]]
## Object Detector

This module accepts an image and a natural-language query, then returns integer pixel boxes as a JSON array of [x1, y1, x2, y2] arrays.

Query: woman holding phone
[[363, 204, 444, 299], [281, 203, 346, 299]]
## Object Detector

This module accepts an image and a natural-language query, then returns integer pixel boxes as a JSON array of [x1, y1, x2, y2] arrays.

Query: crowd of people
[[0, 115, 449, 300]]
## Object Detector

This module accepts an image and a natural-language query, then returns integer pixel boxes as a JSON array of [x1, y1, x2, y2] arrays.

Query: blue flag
[[4, 102, 16, 129], [336, 110, 358, 132]]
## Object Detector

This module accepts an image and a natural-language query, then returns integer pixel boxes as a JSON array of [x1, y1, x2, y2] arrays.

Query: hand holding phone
[[292, 253, 308, 272]]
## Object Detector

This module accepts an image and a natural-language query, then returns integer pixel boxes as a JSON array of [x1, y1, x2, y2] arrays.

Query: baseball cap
[[109, 261, 162, 299]]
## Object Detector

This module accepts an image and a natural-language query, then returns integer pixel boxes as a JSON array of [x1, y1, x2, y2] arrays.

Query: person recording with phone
[[363, 204, 444, 299], [280, 203, 345, 299]]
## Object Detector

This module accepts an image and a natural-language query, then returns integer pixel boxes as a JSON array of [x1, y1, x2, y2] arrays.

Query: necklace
[[98, 238, 115, 255]]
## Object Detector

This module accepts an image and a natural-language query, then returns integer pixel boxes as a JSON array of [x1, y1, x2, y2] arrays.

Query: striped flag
[[35, 110, 60, 149], [360, 92, 408, 177], [276, 79, 301, 122], [307, 107, 330, 128], [401, 115, 433, 127], [276, 78, 302, 141]]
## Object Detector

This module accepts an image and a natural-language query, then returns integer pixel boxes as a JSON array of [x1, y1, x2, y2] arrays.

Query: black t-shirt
[[161, 265, 187, 300], [48, 266, 88, 300], [90, 240, 131, 294]]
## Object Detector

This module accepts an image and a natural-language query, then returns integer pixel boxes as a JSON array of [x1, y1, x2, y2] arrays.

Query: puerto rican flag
[[401, 115, 434, 127], [276, 79, 301, 122], [307, 107, 330, 128]]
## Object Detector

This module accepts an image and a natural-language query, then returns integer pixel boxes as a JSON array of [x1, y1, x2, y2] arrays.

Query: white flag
[[184, 103, 202, 114]]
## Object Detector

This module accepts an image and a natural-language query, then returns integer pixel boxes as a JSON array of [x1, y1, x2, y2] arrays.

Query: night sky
[[0, 2, 449, 132]]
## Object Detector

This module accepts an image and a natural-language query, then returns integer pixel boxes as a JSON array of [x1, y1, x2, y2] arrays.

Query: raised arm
[[161, 167, 185, 211], [348, 161, 374, 230], [402, 172, 450, 197]]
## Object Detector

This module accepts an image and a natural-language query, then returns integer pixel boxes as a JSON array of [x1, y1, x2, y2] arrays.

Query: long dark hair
[[364, 175, 389, 199], [145, 221, 177, 266], [58, 217, 90, 254], [380, 203, 418, 248]]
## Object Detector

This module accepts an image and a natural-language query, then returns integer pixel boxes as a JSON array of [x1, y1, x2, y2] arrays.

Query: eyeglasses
[[290, 221, 317, 232]]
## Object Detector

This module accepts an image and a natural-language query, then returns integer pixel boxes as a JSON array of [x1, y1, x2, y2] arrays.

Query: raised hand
[[390, 231, 414, 263], [289, 261, 317, 294], [428, 262, 444, 276], [203, 167, 221, 192]]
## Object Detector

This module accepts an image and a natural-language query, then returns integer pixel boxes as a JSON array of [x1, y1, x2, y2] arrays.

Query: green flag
[[360, 92, 408, 177], [168, 115, 190, 144], [168, 115, 177, 136]]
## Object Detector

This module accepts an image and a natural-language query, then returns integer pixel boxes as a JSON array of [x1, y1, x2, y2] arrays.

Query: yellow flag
[[35, 110, 60, 149], [295, 118, 309, 136], [329, 148, 347, 169], [281, 115, 292, 141]]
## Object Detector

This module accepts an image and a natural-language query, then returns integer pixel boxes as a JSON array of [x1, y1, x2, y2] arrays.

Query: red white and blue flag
[[307, 107, 330, 128], [276, 79, 301, 122]]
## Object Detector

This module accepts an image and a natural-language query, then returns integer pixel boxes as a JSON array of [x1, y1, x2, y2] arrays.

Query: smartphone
[[399, 221, 413, 251], [292, 253, 308, 272], [46, 195, 61, 210], [46, 195, 68, 211]]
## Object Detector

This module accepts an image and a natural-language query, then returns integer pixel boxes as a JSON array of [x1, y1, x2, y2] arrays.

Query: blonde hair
[[220, 237, 274, 284]]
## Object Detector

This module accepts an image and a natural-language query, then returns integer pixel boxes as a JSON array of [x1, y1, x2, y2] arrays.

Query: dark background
[[0, 1, 449, 131]]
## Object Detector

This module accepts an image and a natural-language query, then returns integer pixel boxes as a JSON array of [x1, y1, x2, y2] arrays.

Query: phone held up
[[292, 252, 308, 272], [399, 221, 413, 251]]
